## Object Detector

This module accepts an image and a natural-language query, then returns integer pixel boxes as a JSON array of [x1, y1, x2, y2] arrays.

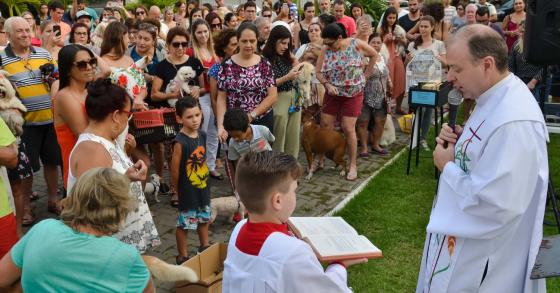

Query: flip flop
[[346, 169, 358, 181], [371, 148, 389, 155]]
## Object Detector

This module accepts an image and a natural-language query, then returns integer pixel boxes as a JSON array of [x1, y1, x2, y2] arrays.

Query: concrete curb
[[324, 146, 408, 216]]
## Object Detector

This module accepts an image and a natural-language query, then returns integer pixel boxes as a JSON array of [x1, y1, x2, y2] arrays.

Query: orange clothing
[[54, 102, 85, 188]]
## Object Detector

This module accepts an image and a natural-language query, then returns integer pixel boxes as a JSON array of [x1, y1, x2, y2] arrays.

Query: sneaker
[[420, 140, 430, 151], [197, 245, 211, 254], [176, 255, 189, 265]]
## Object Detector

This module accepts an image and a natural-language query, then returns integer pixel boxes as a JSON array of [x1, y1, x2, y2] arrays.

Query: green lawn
[[337, 133, 560, 292]]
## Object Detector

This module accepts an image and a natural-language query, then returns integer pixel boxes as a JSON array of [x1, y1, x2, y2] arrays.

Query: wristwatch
[[250, 111, 258, 120]]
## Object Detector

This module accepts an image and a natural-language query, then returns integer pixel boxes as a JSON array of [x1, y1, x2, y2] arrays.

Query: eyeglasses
[[120, 109, 134, 121], [171, 41, 188, 48], [74, 58, 97, 70], [23, 59, 36, 79], [211, 23, 222, 28], [136, 11, 145, 15]]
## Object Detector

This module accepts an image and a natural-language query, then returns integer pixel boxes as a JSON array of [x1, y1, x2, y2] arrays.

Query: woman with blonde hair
[[0, 168, 155, 292], [40, 20, 63, 62], [187, 19, 222, 179], [163, 7, 177, 29]]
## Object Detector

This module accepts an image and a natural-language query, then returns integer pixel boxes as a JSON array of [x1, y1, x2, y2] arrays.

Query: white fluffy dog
[[0, 71, 26, 137], [210, 196, 245, 224], [166, 66, 196, 107], [380, 114, 396, 147], [144, 174, 161, 202], [142, 255, 198, 282], [295, 62, 315, 107]]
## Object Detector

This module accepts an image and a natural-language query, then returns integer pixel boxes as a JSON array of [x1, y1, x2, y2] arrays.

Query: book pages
[[305, 235, 382, 261], [288, 217, 358, 238]]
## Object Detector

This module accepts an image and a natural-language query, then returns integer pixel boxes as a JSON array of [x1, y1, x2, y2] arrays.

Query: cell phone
[[53, 25, 61, 37]]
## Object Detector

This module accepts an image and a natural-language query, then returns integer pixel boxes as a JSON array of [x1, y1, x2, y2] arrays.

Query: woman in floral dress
[[315, 23, 379, 181]]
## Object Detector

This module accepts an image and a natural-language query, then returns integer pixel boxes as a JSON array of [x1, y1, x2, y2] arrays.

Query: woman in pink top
[[502, 0, 526, 52]]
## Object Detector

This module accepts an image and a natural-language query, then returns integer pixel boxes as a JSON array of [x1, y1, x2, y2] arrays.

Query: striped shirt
[[0, 45, 54, 125]]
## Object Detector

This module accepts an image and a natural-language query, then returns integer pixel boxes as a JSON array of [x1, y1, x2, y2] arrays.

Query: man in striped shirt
[[0, 17, 61, 214]]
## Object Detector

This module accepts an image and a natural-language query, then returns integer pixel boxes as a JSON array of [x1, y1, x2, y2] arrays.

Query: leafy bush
[[352, 0, 387, 22]]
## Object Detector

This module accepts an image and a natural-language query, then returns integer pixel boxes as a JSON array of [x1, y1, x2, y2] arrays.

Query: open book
[[287, 217, 383, 262]]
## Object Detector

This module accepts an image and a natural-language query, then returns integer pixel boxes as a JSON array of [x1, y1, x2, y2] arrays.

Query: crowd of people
[[0, 0, 556, 291]]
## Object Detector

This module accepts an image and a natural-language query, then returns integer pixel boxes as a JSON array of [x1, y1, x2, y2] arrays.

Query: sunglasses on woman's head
[[74, 58, 97, 70], [171, 41, 188, 48]]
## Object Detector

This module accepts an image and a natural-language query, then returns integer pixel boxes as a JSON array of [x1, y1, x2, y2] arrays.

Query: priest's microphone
[[447, 88, 463, 132]]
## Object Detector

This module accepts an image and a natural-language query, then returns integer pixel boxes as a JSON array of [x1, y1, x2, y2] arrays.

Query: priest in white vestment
[[417, 25, 548, 293]]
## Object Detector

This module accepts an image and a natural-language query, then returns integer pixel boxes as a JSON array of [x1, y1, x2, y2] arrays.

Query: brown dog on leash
[[301, 104, 347, 180]]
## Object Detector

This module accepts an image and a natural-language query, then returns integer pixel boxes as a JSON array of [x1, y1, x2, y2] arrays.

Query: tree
[[4, 0, 42, 17], [355, 0, 386, 21]]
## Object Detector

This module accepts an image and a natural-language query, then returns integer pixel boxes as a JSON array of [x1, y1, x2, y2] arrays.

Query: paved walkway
[[25, 121, 409, 292]]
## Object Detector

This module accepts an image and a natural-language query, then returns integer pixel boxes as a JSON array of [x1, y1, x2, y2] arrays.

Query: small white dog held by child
[[222, 151, 367, 292]]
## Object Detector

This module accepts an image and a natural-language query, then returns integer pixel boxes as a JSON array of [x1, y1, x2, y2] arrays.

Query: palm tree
[[3, 0, 42, 17]]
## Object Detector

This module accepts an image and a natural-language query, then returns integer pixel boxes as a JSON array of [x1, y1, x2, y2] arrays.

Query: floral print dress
[[320, 38, 365, 97], [68, 133, 161, 254]]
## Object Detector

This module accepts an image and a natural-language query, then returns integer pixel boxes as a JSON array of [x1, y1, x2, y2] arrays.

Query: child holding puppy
[[222, 151, 366, 292], [170, 97, 211, 265]]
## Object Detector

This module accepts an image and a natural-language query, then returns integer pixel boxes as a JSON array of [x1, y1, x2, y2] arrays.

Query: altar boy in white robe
[[222, 151, 367, 292], [416, 24, 548, 293]]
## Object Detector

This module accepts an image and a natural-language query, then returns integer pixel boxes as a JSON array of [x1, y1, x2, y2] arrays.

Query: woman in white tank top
[[68, 79, 160, 253]]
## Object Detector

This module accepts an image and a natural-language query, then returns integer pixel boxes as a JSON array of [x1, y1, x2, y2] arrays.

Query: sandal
[[170, 194, 179, 208], [346, 168, 358, 181], [47, 200, 62, 215], [371, 148, 389, 155], [22, 207, 35, 226], [359, 152, 369, 158], [30, 191, 39, 201]]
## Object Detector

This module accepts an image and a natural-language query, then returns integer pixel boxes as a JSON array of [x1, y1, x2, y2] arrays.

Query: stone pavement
[[25, 121, 409, 292]]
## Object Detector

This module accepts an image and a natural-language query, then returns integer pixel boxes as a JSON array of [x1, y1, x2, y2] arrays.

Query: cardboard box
[[176, 243, 228, 293]]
